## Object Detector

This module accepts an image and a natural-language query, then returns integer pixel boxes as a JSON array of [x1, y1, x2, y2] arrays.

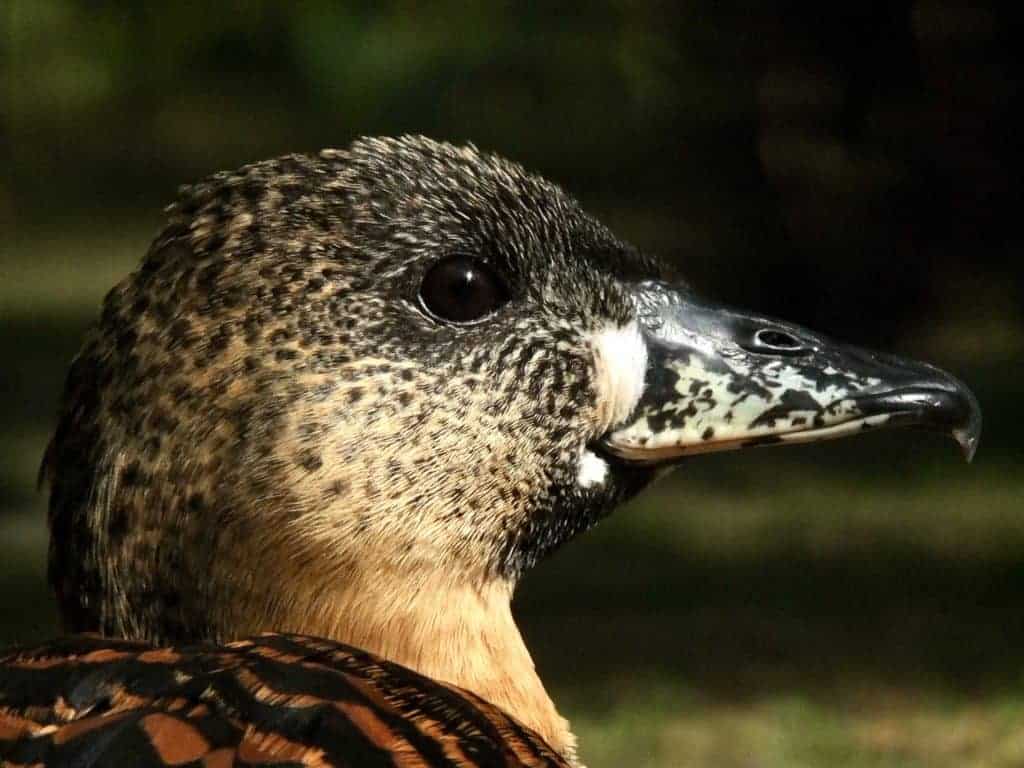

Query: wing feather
[[0, 634, 569, 768]]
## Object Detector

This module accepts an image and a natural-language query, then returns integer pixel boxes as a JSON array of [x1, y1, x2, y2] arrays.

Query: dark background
[[2, 3, 1021, 766]]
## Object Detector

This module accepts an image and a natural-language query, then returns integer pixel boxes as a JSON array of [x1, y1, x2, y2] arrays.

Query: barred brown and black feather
[[0, 633, 569, 768]]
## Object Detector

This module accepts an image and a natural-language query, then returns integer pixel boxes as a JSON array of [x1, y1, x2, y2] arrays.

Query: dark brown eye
[[418, 255, 510, 324]]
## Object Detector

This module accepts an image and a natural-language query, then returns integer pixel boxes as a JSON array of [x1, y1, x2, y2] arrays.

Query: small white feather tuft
[[577, 449, 609, 489], [589, 321, 647, 430]]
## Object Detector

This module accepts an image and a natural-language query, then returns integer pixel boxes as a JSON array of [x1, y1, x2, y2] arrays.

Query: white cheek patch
[[588, 321, 647, 430], [577, 449, 609, 489]]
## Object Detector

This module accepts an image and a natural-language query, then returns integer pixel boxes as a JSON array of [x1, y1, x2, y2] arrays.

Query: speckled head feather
[[45, 136, 663, 639]]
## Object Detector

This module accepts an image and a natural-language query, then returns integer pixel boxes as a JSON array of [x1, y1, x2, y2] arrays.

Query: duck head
[[44, 136, 979, 762]]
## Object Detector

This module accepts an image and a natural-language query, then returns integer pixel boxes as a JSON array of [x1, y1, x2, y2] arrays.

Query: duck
[[0, 136, 980, 767]]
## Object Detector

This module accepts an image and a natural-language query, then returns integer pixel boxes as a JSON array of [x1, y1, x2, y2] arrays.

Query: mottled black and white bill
[[601, 281, 982, 464]]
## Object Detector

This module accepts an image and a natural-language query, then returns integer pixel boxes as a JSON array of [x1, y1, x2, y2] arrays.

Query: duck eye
[[418, 255, 510, 324]]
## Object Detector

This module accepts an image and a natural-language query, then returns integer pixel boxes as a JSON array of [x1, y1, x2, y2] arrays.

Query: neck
[[270, 571, 578, 764]]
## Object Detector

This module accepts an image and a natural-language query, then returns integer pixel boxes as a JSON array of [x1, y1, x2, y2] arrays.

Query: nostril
[[753, 328, 804, 352]]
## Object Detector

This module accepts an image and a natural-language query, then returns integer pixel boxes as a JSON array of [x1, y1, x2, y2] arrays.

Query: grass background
[[3, 3, 1023, 765]]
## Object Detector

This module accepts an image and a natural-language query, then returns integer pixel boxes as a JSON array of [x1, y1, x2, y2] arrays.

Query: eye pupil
[[419, 255, 510, 324]]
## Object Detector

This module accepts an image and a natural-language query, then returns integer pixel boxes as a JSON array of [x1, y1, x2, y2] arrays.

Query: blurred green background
[[2, 2, 1022, 766]]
